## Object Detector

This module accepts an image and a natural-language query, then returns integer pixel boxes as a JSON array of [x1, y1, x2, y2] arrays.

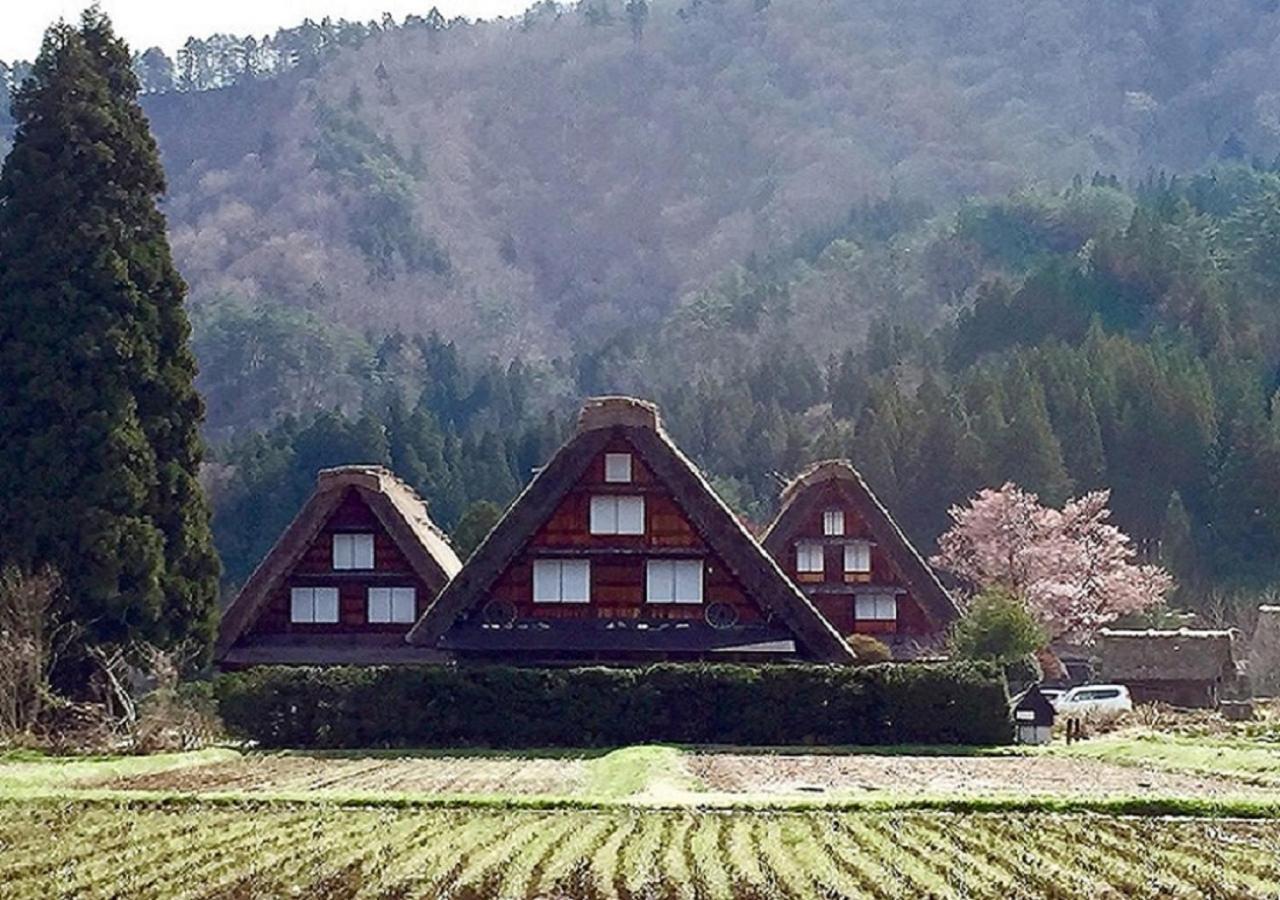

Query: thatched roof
[[761, 459, 960, 628], [407, 397, 856, 663], [1097, 628, 1239, 682], [215, 466, 462, 659]]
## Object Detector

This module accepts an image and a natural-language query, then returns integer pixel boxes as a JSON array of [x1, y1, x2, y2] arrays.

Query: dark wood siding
[[248, 488, 435, 636], [488, 438, 762, 623]]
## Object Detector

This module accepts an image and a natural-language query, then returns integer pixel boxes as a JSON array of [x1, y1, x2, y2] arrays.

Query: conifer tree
[[0, 14, 220, 655]]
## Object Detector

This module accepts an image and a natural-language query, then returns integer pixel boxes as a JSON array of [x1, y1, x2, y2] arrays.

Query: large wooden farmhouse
[[761, 460, 959, 657], [215, 466, 462, 667], [406, 397, 855, 664]]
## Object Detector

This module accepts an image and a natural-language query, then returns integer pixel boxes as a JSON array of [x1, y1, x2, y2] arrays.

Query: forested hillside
[[7, 1, 1280, 625], [8, 0, 1280, 363]]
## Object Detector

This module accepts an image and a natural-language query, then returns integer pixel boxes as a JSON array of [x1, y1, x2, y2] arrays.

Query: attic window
[[796, 542, 824, 574], [604, 453, 633, 483], [333, 533, 374, 570], [590, 495, 644, 535], [856, 593, 897, 621], [368, 587, 416, 623], [533, 559, 591, 603], [823, 510, 845, 536], [844, 541, 871, 573], [646, 559, 704, 604], [290, 587, 339, 623]]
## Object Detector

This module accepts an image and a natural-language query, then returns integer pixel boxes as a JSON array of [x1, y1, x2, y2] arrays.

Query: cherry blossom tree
[[932, 483, 1171, 644]]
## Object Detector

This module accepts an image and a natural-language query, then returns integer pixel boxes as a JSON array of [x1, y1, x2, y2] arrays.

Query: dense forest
[[7, 1, 1280, 629]]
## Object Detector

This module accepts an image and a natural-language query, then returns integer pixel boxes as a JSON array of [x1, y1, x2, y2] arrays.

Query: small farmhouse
[[1011, 685, 1056, 744], [406, 397, 855, 664], [760, 460, 959, 657], [1096, 628, 1242, 709], [215, 466, 462, 667]]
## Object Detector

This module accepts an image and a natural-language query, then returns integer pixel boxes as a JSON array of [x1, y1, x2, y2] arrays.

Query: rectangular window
[[604, 453, 633, 483], [796, 541, 825, 574], [589, 495, 644, 535], [290, 587, 339, 623], [844, 541, 871, 573], [367, 587, 416, 623], [646, 559, 704, 604], [823, 510, 845, 536], [333, 533, 374, 570], [856, 593, 897, 621], [532, 559, 591, 603]]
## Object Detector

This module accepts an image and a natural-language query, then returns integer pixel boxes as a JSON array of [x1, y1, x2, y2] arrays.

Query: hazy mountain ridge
[[6, 0, 1280, 361]]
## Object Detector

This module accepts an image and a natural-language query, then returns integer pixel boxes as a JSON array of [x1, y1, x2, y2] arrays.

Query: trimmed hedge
[[214, 662, 1013, 748]]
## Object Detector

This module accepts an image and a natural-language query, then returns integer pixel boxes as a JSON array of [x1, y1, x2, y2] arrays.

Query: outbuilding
[[1096, 628, 1242, 709], [1011, 684, 1056, 744]]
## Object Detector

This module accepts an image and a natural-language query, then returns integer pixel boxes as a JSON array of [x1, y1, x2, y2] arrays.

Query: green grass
[[0, 747, 237, 793], [1047, 730, 1280, 786]]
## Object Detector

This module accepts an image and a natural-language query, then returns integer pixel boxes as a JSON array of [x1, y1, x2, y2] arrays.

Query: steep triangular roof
[[761, 459, 960, 627], [215, 466, 462, 659], [407, 398, 855, 663]]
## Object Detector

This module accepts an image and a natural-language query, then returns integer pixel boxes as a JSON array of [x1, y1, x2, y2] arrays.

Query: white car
[[1052, 684, 1133, 716]]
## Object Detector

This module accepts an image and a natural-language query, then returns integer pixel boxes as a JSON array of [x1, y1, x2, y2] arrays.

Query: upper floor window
[[333, 533, 374, 570], [368, 586, 416, 623], [856, 592, 897, 621], [823, 509, 845, 536], [590, 495, 644, 535], [646, 559, 703, 604], [796, 541, 825, 574], [604, 452, 633, 483], [533, 559, 591, 603], [291, 586, 339, 623], [844, 540, 871, 574]]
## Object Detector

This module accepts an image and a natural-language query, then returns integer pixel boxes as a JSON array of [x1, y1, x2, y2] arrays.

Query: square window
[[796, 542, 825, 573], [533, 560, 591, 603], [589, 495, 644, 535], [844, 541, 871, 573], [646, 559, 703, 603], [368, 587, 417, 623], [333, 533, 374, 570], [823, 510, 845, 536], [856, 593, 897, 621], [290, 587, 339, 623], [604, 453, 633, 483]]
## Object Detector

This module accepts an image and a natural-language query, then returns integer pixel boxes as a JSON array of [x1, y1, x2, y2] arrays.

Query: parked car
[[1039, 688, 1065, 705], [1052, 684, 1133, 716]]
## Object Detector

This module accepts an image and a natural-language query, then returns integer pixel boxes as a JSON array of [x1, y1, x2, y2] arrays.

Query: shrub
[[951, 586, 1046, 664], [846, 634, 892, 664], [215, 662, 1013, 748]]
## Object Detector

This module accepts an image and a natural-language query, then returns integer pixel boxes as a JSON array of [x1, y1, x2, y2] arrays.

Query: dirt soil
[[100, 754, 589, 796], [686, 753, 1275, 798]]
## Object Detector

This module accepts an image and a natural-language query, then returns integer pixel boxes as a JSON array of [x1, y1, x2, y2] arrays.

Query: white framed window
[[532, 559, 591, 603], [333, 533, 374, 570], [796, 541, 825, 573], [589, 495, 644, 535], [290, 587, 339, 623], [604, 453, 633, 483], [823, 509, 845, 536], [856, 593, 897, 621], [844, 541, 871, 574], [646, 559, 704, 604], [367, 586, 416, 623]]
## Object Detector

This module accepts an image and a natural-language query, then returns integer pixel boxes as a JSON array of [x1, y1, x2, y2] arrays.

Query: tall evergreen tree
[[0, 14, 220, 655]]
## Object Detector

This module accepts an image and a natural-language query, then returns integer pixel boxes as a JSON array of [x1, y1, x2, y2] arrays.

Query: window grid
[[533, 559, 591, 604], [844, 540, 872, 573], [604, 453, 633, 483], [589, 495, 644, 535], [796, 541, 825, 573], [646, 559, 704, 604], [367, 586, 416, 623], [333, 533, 374, 570], [856, 593, 897, 621], [290, 587, 340, 623], [823, 509, 845, 536]]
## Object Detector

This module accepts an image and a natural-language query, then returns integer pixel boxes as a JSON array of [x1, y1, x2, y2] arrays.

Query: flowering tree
[[932, 483, 1171, 644]]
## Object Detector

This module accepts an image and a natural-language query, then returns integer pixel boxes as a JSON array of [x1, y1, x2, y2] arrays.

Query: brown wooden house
[[406, 397, 855, 664], [1096, 628, 1243, 709], [215, 466, 462, 668], [761, 460, 959, 658]]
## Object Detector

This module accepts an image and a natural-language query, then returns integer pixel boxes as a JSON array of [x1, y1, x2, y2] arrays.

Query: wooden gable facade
[[408, 397, 855, 664], [215, 466, 462, 668], [762, 460, 959, 657]]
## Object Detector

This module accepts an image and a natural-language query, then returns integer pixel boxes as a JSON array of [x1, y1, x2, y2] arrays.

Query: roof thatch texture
[[215, 465, 462, 659], [761, 459, 960, 627], [407, 397, 856, 663], [1097, 628, 1238, 682]]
